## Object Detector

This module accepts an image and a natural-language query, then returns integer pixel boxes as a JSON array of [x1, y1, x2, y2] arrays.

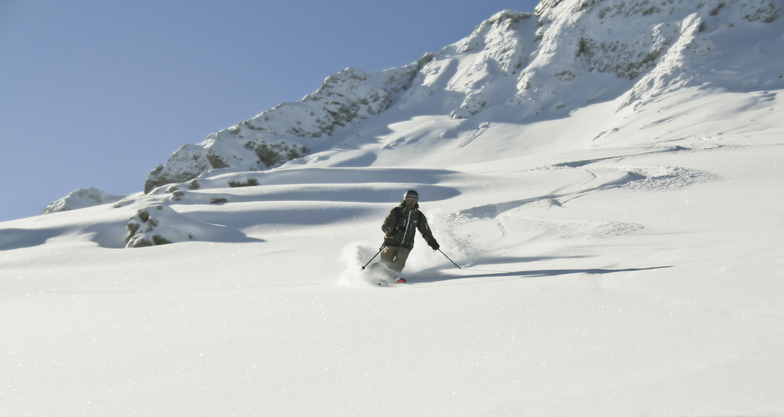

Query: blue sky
[[0, 0, 539, 222]]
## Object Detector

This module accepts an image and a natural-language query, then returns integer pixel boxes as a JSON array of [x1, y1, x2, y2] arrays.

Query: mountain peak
[[471, 9, 534, 36]]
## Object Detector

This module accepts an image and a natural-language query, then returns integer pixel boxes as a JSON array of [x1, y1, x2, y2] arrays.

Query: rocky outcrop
[[125, 206, 175, 248], [512, 0, 782, 116]]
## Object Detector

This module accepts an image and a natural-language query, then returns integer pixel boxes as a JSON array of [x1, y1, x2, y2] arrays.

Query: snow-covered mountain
[[42, 187, 126, 214], [140, 0, 781, 193], [141, 58, 434, 193], [6, 1, 784, 415]]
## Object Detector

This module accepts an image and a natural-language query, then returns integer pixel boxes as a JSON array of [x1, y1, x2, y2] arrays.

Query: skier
[[377, 189, 440, 282]]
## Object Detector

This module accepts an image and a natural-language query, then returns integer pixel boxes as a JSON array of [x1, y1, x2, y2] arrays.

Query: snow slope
[[4, 1, 784, 415]]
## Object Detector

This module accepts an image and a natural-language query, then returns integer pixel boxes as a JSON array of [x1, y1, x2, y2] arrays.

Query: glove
[[428, 239, 440, 251]]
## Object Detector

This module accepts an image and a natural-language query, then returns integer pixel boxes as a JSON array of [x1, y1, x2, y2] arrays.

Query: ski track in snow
[[456, 122, 490, 148]]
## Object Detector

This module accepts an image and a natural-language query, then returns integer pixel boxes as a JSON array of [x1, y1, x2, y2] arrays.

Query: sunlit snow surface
[[3, 1, 784, 415], [4, 84, 782, 415]]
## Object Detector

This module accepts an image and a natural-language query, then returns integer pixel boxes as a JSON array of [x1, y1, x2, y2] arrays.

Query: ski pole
[[438, 249, 462, 269], [361, 246, 385, 270]]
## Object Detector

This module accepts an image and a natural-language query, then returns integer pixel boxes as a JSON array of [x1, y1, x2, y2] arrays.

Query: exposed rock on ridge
[[144, 56, 434, 193], [512, 0, 782, 117]]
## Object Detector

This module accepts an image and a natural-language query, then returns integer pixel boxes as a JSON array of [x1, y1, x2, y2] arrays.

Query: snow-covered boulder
[[124, 204, 252, 248], [43, 187, 125, 214], [125, 206, 172, 248]]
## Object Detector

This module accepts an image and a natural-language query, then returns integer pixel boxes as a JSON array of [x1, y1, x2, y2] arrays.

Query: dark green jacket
[[382, 202, 437, 250]]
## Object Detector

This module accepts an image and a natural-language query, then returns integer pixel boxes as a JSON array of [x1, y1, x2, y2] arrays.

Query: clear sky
[[0, 0, 539, 222]]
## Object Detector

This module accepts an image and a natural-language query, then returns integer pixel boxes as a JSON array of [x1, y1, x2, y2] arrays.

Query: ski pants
[[380, 246, 410, 273]]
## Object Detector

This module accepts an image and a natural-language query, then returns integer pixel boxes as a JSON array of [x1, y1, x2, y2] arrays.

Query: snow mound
[[613, 166, 717, 191], [124, 204, 257, 248]]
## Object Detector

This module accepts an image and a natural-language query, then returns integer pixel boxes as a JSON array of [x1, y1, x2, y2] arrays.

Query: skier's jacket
[[382, 202, 438, 250]]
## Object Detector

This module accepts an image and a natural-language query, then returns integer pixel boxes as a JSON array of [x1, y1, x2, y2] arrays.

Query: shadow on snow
[[413, 263, 671, 283]]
